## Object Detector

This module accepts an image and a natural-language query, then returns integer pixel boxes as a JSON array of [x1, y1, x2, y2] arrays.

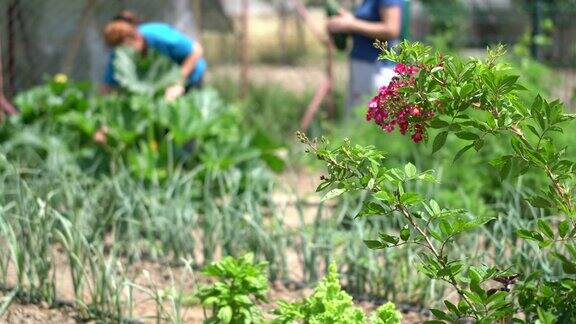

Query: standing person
[[101, 10, 207, 101], [327, 0, 403, 111]]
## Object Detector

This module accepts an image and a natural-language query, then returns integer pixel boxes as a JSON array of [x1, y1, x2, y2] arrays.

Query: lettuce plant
[[273, 263, 366, 324], [370, 302, 403, 324]]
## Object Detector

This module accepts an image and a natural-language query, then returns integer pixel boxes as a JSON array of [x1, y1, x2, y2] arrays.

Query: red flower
[[394, 63, 408, 75], [394, 63, 419, 76], [409, 106, 421, 117], [411, 132, 423, 143], [366, 61, 435, 143]]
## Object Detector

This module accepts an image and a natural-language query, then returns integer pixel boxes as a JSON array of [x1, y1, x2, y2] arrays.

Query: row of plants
[[195, 253, 402, 323], [304, 41, 576, 322], [4, 77, 284, 182]]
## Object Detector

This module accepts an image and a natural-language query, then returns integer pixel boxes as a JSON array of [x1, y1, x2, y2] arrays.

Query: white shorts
[[347, 59, 396, 112]]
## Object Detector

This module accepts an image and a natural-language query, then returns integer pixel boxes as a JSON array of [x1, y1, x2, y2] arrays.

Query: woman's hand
[[165, 83, 185, 102], [327, 8, 356, 33]]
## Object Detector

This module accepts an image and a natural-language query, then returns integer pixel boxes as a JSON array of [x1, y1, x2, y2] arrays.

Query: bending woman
[[102, 11, 207, 100], [327, 0, 403, 111]]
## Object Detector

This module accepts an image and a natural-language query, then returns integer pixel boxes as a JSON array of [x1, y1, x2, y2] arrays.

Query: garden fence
[[0, 0, 574, 108]]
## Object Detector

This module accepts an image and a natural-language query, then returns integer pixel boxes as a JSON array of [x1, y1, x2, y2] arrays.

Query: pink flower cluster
[[366, 63, 434, 143]]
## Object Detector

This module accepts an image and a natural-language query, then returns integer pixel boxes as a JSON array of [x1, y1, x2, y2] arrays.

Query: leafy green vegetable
[[113, 46, 181, 95], [196, 253, 268, 324], [273, 263, 366, 324]]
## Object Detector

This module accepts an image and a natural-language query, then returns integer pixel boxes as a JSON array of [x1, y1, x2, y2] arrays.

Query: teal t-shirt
[[104, 22, 207, 86]]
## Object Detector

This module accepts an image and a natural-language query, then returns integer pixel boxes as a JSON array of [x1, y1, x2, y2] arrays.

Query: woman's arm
[[179, 41, 204, 83], [327, 6, 401, 41], [165, 40, 204, 100]]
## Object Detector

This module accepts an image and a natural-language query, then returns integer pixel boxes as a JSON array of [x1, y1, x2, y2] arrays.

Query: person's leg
[[346, 60, 377, 117]]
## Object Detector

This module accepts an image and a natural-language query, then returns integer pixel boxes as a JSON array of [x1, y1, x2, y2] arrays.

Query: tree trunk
[[61, 0, 98, 75]]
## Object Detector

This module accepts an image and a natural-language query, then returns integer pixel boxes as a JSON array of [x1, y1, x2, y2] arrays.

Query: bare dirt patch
[[1, 300, 79, 324]]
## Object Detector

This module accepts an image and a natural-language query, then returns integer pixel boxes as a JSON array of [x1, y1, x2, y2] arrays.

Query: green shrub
[[303, 41, 576, 323]]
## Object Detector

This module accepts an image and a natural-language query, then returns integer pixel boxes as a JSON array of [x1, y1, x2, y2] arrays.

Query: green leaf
[[364, 240, 387, 250], [316, 181, 331, 192], [233, 294, 252, 305], [261, 153, 285, 173], [400, 226, 411, 241], [560, 258, 576, 274], [358, 201, 389, 218], [486, 290, 507, 305], [218, 306, 233, 323], [429, 200, 441, 215], [373, 190, 394, 203], [536, 307, 556, 324], [527, 196, 551, 208], [367, 178, 375, 190], [430, 309, 452, 321], [430, 119, 450, 128], [499, 158, 512, 180], [404, 163, 418, 178], [432, 131, 448, 154], [559, 220, 570, 238], [400, 192, 422, 205], [455, 131, 479, 141], [444, 301, 460, 316], [453, 144, 474, 163], [379, 233, 400, 245], [322, 188, 346, 201], [517, 229, 544, 242], [431, 66, 444, 74], [473, 139, 485, 151], [439, 220, 453, 237], [114, 47, 181, 95], [537, 220, 554, 240]]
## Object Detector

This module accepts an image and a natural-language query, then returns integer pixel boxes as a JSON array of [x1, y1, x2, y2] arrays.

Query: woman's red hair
[[103, 20, 137, 47]]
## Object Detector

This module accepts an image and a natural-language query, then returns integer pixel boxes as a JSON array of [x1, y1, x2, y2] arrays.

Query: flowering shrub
[[367, 62, 434, 142], [302, 41, 576, 323]]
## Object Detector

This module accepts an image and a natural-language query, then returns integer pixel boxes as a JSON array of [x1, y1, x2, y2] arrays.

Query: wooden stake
[[192, 0, 203, 41], [291, 0, 335, 130], [0, 25, 17, 120], [278, 2, 288, 64], [240, 0, 250, 98], [300, 78, 331, 131], [6, 0, 17, 98]]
